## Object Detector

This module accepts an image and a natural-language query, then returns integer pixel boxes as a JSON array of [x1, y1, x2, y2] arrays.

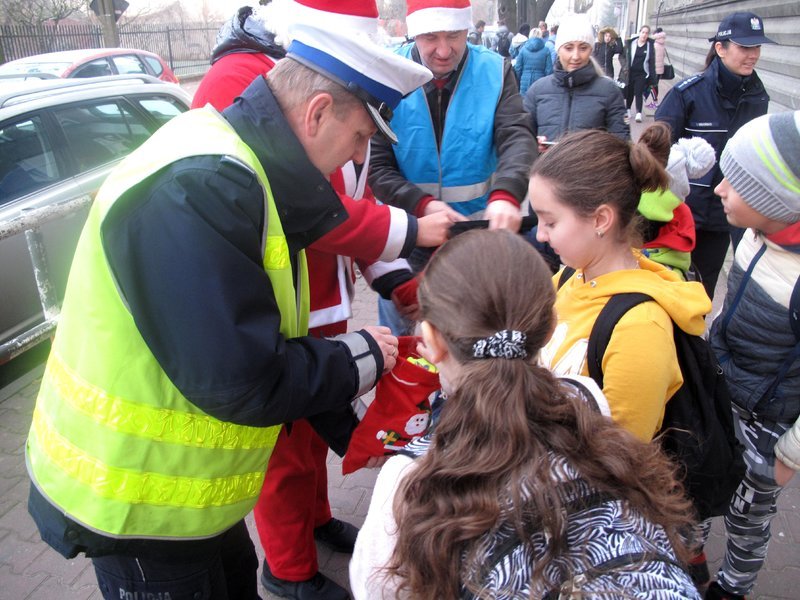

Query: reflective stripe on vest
[[27, 107, 308, 540], [391, 45, 503, 217]]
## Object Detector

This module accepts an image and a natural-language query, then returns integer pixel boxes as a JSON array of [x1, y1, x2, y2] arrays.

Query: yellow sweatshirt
[[541, 253, 711, 442]]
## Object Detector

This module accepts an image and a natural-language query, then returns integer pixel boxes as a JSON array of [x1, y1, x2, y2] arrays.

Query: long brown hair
[[530, 128, 669, 241], [705, 40, 728, 69], [386, 230, 694, 599]]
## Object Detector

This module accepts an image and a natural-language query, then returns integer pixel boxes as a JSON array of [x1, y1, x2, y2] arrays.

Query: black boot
[[260, 560, 349, 600], [705, 581, 747, 600], [313, 518, 359, 554]]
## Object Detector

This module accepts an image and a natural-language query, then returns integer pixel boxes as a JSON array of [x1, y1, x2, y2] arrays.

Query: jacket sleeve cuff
[[488, 190, 520, 208], [333, 331, 382, 397], [400, 215, 418, 258], [414, 195, 436, 218], [361, 258, 411, 287], [775, 419, 800, 471], [371, 268, 415, 300]]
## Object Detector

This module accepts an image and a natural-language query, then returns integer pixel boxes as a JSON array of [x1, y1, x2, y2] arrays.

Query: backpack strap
[[557, 266, 576, 290], [719, 243, 767, 339], [586, 293, 654, 389], [790, 275, 800, 341], [541, 551, 686, 600]]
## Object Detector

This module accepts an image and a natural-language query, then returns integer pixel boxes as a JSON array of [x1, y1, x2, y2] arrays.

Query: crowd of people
[[21, 1, 798, 600]]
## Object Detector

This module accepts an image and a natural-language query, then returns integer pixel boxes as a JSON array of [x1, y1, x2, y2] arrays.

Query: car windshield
[[0, 61, 71, 77]]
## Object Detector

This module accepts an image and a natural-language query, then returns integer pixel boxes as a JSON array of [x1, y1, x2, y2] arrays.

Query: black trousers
[[693, 228, 732, 301], [91, 520, 261, 600], [626, 70, 648, 113]]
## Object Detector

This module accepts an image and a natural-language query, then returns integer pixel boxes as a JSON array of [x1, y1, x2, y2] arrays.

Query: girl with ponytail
[[349, 229, 700, 599], [532, 127, 711, 443]]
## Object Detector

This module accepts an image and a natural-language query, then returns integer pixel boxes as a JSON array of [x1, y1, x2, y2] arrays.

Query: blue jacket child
[[707, 111, 800, 600]]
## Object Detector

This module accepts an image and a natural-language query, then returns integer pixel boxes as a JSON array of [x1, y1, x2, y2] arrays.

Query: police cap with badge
[[709, 12, 776, 47]]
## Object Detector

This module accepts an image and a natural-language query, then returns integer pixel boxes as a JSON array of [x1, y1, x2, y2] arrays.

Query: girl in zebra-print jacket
[[350, 229, 701, 599]]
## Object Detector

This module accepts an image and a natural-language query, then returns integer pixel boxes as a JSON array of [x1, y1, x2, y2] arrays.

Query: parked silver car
[[0, 75, 191, 362]]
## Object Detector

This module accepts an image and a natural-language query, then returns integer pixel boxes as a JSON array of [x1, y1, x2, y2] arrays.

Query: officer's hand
[[485, 200, 522, 232], [363, 325, 399, 374], [416, 211, 457, 247], [423, 200, 468, 222]]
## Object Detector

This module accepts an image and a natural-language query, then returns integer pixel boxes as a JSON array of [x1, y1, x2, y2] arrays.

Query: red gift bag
[[342, 337, 440, 474]]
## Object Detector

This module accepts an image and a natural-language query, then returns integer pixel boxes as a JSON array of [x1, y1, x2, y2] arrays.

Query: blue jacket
[[389, 44, 504, 217], [514, 37, 553, 94], [710, 232, 800, 423], [545, 38, 556, 66], [655, 58, 769, 231]]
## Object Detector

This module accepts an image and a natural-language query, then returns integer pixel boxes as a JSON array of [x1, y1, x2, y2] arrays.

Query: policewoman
[[655, 12, 777, 300]]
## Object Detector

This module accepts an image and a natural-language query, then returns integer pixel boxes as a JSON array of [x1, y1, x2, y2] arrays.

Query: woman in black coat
[[624, 25, 657, 122], [593, 27, 624, 78]]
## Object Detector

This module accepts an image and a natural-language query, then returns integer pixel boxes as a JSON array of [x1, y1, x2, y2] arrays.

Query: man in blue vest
[[369, 0, 535, 335], [25, 18, 431, 600]]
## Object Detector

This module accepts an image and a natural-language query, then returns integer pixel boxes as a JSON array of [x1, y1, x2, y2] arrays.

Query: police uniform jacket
[[655, 57, 769, 231]]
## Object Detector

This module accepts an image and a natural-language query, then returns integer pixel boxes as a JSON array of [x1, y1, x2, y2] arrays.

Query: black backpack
[[558, 268, 745, 520], [496, 32, 512, 57]]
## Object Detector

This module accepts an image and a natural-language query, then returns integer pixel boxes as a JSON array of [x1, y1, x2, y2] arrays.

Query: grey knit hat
[[720, 110, 800, 223]]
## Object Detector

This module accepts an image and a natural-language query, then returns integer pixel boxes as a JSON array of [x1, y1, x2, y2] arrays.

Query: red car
[[0, 48, 179, 83]]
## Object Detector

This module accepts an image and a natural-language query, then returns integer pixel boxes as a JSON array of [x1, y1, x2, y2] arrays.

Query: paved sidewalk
[[2, 277, 798, 599]]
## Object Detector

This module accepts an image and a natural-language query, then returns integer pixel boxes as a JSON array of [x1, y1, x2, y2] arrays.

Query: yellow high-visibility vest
[[26, 107, 309, 540]]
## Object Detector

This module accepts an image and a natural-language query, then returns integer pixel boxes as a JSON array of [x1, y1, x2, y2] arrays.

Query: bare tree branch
[[1, 0, 88, 27]]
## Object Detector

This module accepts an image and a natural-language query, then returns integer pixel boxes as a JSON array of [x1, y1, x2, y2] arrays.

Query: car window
[[136, 96, 185, 125], [72, 58, 113, 78], [0, 115, 60, 205], [111, 55, 149, 76], [142, 55, 165, 77], [53, 100, 151, 172]]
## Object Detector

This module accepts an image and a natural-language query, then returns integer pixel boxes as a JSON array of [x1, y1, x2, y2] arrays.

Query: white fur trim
[[380, 206, 410, 261], [308, 256, 354, 328], [406, 7, 472, 37], [362, 258, 411, 284]]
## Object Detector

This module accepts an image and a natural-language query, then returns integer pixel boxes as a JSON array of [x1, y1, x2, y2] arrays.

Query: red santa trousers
[[253, 321, 347, 580]]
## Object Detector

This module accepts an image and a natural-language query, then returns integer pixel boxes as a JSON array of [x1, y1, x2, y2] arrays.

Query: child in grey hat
[[706, 110, 800, 600]]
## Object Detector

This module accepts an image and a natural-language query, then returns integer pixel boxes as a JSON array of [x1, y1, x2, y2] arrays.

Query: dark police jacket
[[655, 57, 769, 231]]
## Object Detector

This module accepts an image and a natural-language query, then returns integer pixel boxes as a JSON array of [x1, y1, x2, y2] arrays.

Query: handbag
[[661, 47, 675, 80], [341, 337, 440, 474]]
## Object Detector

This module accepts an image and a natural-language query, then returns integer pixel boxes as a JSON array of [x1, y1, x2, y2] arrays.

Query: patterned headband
[[472, 330, 528, 360]]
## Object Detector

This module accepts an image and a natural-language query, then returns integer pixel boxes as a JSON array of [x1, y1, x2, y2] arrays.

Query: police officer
[[24, 19, 431, 600], [656, 12, 776, 300]]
